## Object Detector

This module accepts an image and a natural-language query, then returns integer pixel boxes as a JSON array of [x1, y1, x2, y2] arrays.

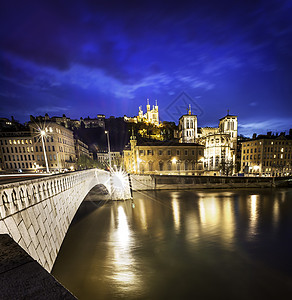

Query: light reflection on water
[[52, 188, 292, 300], [107, 206, 140, 293]]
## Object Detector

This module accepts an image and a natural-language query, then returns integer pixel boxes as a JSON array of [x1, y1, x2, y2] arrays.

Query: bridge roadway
[[0, 169, 131, 272]]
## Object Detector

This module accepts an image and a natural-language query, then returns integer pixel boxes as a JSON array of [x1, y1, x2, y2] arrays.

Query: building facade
[[178, 109, 238, 175], [0, 122, 77, 172], [241, 132, 292, 176], [179, 106, 198, 143], [0, 131, 36, 172], [124, 99, 159, 126], [123, 136, 204, 175], [96, 151, 122, 169]]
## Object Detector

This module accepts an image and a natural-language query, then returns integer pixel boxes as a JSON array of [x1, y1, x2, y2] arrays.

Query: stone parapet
[[0, 169, 116, 271]]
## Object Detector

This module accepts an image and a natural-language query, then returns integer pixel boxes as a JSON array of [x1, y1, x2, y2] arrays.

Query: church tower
[[219, 110, 238, 149], [179, 105, 198, 143]]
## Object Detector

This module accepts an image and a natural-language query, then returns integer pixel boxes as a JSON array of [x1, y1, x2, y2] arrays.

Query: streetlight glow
[[39, 128, 50, 173], [105, 130, 112, 169]]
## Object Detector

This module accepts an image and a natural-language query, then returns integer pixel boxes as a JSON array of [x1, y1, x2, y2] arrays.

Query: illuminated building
[[0, 121, 83, 172], [29, 123, 76, 171], [123, 135, 204, 175], [0, 132, 36, 172], [179, 105, 198, 143], [179, 108, 238, 175], [241, 131, 292, 176], [97, 151, 122, 168], [124, 99, 159, 126]]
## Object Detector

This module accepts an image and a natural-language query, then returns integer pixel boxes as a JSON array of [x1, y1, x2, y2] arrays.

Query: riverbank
[[130, 174, 292, 191]]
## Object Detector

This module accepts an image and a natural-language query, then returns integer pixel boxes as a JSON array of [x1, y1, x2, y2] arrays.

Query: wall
[[130, 174, 291, 190]]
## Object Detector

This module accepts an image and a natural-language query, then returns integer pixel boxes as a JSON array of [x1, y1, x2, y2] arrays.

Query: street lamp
[[40, 130, 50, 173], [105, 130, 112, 170]]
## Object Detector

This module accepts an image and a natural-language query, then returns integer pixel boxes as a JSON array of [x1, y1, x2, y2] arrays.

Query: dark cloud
[[0, 0, 292, 136]]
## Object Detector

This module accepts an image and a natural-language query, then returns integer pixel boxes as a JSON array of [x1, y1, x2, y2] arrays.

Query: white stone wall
[[0, 169, 114, 272]]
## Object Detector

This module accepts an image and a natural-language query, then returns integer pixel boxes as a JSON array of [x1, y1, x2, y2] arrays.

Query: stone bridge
[[0, 169, 131, 272]]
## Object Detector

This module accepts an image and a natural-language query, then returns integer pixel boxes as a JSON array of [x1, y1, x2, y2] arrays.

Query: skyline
[[1, 0, 292, 137]]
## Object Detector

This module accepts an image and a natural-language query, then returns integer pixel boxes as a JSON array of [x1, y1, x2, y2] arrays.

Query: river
[[52, 188, 292, 299]]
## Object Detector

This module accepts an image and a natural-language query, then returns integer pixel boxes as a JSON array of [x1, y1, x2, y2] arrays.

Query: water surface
[[52, 188, 292, 299]]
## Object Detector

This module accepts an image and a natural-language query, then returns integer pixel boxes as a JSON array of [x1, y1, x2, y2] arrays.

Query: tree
[[76, 155, 105, 170], [219, 158, 234, 176]]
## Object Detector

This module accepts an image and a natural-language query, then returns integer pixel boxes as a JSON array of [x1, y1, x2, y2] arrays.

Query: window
[[176, 150, 180, 156], [167, 150, 171, 156], [192, 150, 195, 155], [184, 150, 188, 156], [148, 161, 153, 171], [159, 161, 164, 171], [158, 150, 163, 156], [147, 150, 153, 155]]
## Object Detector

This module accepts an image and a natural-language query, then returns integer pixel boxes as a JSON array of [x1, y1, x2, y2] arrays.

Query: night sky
[[1, 0, 292, 137]]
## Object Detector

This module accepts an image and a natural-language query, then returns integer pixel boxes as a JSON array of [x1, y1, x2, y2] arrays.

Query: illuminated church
[[124, 99, 159, 126]]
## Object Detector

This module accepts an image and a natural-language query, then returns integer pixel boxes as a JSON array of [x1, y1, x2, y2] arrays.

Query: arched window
[[148, 161, 153, 171], [159, 161, 164, 171]]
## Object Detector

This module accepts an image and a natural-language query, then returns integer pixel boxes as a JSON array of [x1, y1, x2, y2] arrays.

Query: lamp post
[[40, 130, 50, 173], [105, 130, 112, 170]]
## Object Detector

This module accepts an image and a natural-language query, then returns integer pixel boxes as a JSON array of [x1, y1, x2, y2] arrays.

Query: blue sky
[[1, 0, 292, 137]]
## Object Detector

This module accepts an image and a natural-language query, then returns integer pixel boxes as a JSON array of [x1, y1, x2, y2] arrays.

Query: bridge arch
[[0, 169, 130, 272]]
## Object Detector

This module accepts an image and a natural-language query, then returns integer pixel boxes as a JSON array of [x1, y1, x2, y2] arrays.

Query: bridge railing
[[0, 170, 97, 219]]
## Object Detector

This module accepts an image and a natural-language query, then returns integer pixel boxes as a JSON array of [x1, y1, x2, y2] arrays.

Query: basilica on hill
[[123, 100, 238, 175], [124, 99, 160, 126]]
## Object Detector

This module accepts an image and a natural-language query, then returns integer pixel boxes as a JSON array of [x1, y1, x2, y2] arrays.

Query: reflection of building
[[123, 135, 204, 175], [241, 131, 292, 176], [124, 99, 159, 126]]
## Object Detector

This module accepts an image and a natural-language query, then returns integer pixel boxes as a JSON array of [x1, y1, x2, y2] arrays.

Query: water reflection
[[197, 193, 234, 247], [273, 199, 279, 226], [171, 195, 180, 232], [249, 194, 259, 238], [52, 189, 292, 299], [108, 204, 141, 293]]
